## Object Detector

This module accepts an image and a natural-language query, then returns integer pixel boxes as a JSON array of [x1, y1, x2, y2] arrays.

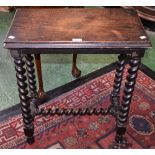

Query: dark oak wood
[[110, 54, 126, 116], [4, 8, 151, 49], [25, 54, 37, 98], [13, 53, 34, 144], [4, 8, 152, 148], [112, 53, 142, 149]]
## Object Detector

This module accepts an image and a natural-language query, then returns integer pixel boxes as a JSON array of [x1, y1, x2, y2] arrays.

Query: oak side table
[[4, 8, 151, 148]]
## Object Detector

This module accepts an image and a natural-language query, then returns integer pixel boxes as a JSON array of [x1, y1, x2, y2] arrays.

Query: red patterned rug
[[0, 66, 155, 149]]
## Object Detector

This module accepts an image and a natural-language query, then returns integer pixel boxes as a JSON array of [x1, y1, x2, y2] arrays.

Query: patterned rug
[[0, 66, 155, 149]]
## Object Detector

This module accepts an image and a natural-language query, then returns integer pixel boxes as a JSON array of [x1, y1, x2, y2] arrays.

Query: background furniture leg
[[35, 53, 81, 100], [34, 54, 46, 100], [72, 53, 81, 78]]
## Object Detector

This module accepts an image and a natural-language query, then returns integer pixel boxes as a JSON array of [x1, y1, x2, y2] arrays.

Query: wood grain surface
[[4, 8, 151, 49]]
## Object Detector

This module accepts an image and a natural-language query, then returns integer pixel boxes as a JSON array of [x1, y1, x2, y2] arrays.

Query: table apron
[[9, 48, 146, 55]]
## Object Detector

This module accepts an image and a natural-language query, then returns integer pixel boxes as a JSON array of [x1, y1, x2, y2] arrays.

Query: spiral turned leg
[[25, 54, 37, 97], [110, 54, 126, 116], [25, 54, 39, 121], [111, 55, 141, 149], [14, 55, 34, 144]]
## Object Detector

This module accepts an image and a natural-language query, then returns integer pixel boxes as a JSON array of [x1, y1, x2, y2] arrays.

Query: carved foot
[[38, 90, 46, 99], [24, 127, 35, 145], [72, 66, 81, 78], [109, 137, 132, 149], [27, 137, 35, 144], [38, 90, 47, 102]]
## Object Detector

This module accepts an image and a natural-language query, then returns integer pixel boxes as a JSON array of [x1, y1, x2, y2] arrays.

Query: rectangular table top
[[4, 8, 151, 49]]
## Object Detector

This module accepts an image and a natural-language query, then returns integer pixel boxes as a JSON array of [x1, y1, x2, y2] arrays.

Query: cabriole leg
[[72, 54, 81, 78], [34, 54, 46, 100]]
